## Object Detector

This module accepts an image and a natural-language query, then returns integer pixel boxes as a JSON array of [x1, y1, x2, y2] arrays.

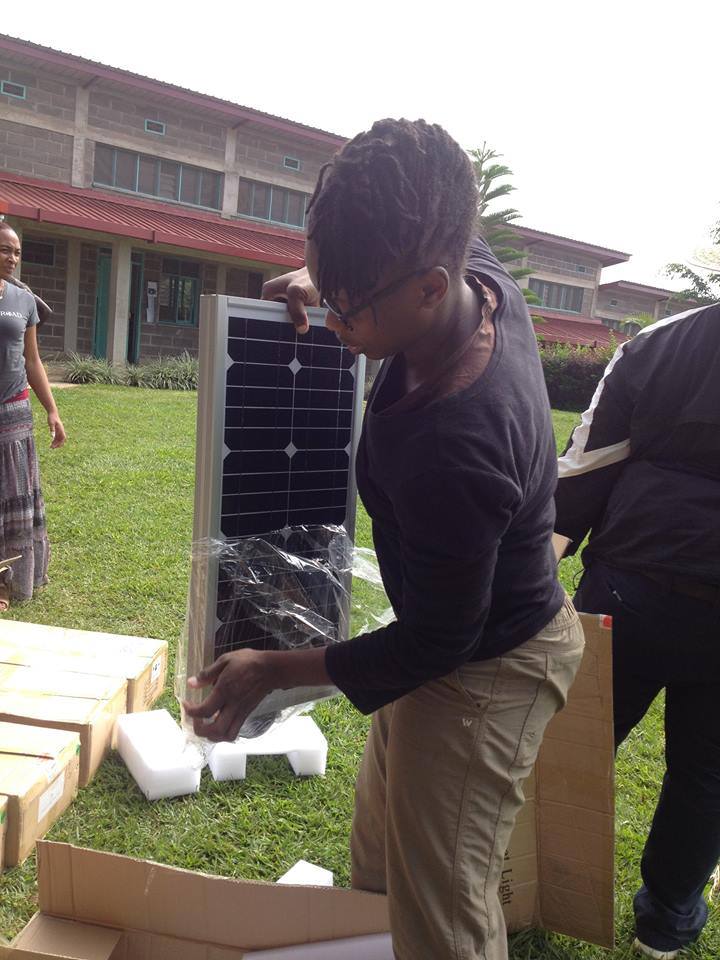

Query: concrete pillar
[[106, 239, 132, 366], [216, 263, 227, 295], [72, 86, 90, 188], [221, 126, 239, 216], [63, 238, 81, 354]]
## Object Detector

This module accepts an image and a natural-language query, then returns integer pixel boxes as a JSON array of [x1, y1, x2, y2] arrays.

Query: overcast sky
[[8, 0, 719, 289]]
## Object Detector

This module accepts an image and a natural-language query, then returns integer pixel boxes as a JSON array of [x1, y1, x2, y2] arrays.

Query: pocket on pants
[[512, 651, 584, 772]]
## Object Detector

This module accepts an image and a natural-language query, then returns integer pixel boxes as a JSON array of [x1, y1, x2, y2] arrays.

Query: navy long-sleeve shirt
[[555, 302, 720, 582], [326, 238, 565, 714]]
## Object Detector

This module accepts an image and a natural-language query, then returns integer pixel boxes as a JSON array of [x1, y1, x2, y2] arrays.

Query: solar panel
[[184, 296, 365, 727]]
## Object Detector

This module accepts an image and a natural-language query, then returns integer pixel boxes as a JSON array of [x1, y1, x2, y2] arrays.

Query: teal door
[[93, 253, 112, 358]]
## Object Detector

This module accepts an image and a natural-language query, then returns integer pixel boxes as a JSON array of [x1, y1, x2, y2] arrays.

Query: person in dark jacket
[[185, 119, 585, 960], [555, 302, 720, 960]]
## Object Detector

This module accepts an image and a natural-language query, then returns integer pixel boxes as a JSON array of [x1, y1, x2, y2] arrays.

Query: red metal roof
[[0, 174, 305, 268], [532, 312, 627, 348]]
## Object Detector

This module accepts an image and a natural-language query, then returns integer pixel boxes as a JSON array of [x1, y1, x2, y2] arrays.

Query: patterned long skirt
[[0, 398, 50, 601]]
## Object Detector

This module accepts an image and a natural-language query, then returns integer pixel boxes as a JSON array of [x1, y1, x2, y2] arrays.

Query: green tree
[[469, 143, 539, 303], [666, 218, 720, 305], [620, 311, 656, 336]]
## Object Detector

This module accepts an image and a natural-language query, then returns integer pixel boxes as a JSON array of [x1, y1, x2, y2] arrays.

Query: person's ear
[[418, 267, 449, 309]]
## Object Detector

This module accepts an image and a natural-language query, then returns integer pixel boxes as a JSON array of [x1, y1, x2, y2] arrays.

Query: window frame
[[20, 240, 55, 267], [1, 80, 26, 100], [92, 144, 222, 211], [158, 258, 201, 327], [528, 278, 585, 314], [237, 177, 308, 228], [283, 155, 301, 172], [144, 119, 166, 136]]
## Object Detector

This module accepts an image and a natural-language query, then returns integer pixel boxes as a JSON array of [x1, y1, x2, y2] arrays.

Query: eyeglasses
[[322, 268, 429, 328]]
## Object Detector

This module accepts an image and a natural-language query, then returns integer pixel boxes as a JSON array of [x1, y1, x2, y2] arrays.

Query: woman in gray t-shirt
[[0, 222, 66, 612]]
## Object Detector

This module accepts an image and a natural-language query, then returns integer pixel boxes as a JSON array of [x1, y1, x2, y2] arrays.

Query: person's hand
[[48, 411, 66, 448], [262, 267, 320, 335], [183, 649, 276, 742]]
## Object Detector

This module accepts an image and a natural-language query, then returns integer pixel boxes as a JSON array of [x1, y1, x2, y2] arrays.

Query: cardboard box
[[3, 612, 614, 954], [0, 794, 6, 870], [1, 841, 389, 958], [0, 723, 80, 866], [0, 621, 168, 714], [0, 666, 127, 704], [501, 611, 615, 947], [4, 914, 123, 960], [0, 674, 127, 787]]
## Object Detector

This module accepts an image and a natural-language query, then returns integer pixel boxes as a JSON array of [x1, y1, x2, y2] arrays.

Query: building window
[[93, 144, 222, 210], [158, 258, 200, 326], [21, 240, 55, 267], [609, 298, 619, 307], [528, 278, 584, 314], [283, 156, 301, 171], [237, 178, 308, 227], [144, 119, 166, 136], [1, 80, 26, 100]]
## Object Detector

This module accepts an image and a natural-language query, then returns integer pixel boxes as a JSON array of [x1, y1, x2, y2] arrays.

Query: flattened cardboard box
[[2, 612, 613, 955], [0, 671, 127, 787], [0, 723, 80, 866], [501, 612, 615, 947], [0, 621, 168, 713], [22, 841, 389, 958]]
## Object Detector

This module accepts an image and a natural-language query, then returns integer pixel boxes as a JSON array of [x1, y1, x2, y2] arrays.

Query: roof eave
[[509, 224, 631, 266], [0, 34, 345, 149]]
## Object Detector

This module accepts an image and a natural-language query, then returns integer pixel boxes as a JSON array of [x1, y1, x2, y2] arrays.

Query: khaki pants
[[351, 595, 585, 960]]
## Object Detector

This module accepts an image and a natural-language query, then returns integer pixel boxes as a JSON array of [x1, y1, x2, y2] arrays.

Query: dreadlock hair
[[306, 118, 478, 305]]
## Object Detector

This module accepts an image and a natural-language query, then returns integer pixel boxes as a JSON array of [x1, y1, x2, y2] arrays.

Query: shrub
[[538, 340, 618, 411], [134, 352, 199, 390], [63, 353, 198, 391], [64, 353, 123, 385]]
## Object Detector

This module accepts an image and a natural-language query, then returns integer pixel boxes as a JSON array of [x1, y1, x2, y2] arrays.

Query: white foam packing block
[[116, 709, 202, 801], [243, 933, 393, 959], [277, 860, 333, 887], [207, 715, 328, 781]]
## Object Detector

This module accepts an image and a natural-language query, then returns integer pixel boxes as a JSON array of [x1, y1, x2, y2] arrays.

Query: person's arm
[[184, 646, 330, 741], [184, 466, 517, 736], [555, 342, 637, 554], [323, 466, 517, 712], [23, 324, 66, 448]]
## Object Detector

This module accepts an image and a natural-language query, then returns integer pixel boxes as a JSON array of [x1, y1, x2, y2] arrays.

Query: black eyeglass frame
[[322, 267, 432, 328]]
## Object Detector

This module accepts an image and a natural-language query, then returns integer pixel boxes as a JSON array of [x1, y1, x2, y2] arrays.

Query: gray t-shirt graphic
[[0, 281, 39, 403]]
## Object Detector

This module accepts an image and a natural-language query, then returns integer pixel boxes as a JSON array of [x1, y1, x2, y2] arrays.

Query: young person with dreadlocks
[[185, 119, 585, 960]]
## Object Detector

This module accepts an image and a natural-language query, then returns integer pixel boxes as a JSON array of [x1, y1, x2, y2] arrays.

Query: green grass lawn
[[1, 387, 717, 957]]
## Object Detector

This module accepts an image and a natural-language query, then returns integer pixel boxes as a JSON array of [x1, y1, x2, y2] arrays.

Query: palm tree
[[469, 143, 538, 303], [619, 311, 656, 336]]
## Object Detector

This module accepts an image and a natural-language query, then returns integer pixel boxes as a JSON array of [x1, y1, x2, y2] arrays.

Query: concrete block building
[[506, 226, 696, 347], [0, 34, 696, 359], [0, 34, 343, 364]]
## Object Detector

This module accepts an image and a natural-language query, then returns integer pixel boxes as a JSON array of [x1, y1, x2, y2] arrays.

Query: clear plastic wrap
[[178, 525, 393, 742]]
